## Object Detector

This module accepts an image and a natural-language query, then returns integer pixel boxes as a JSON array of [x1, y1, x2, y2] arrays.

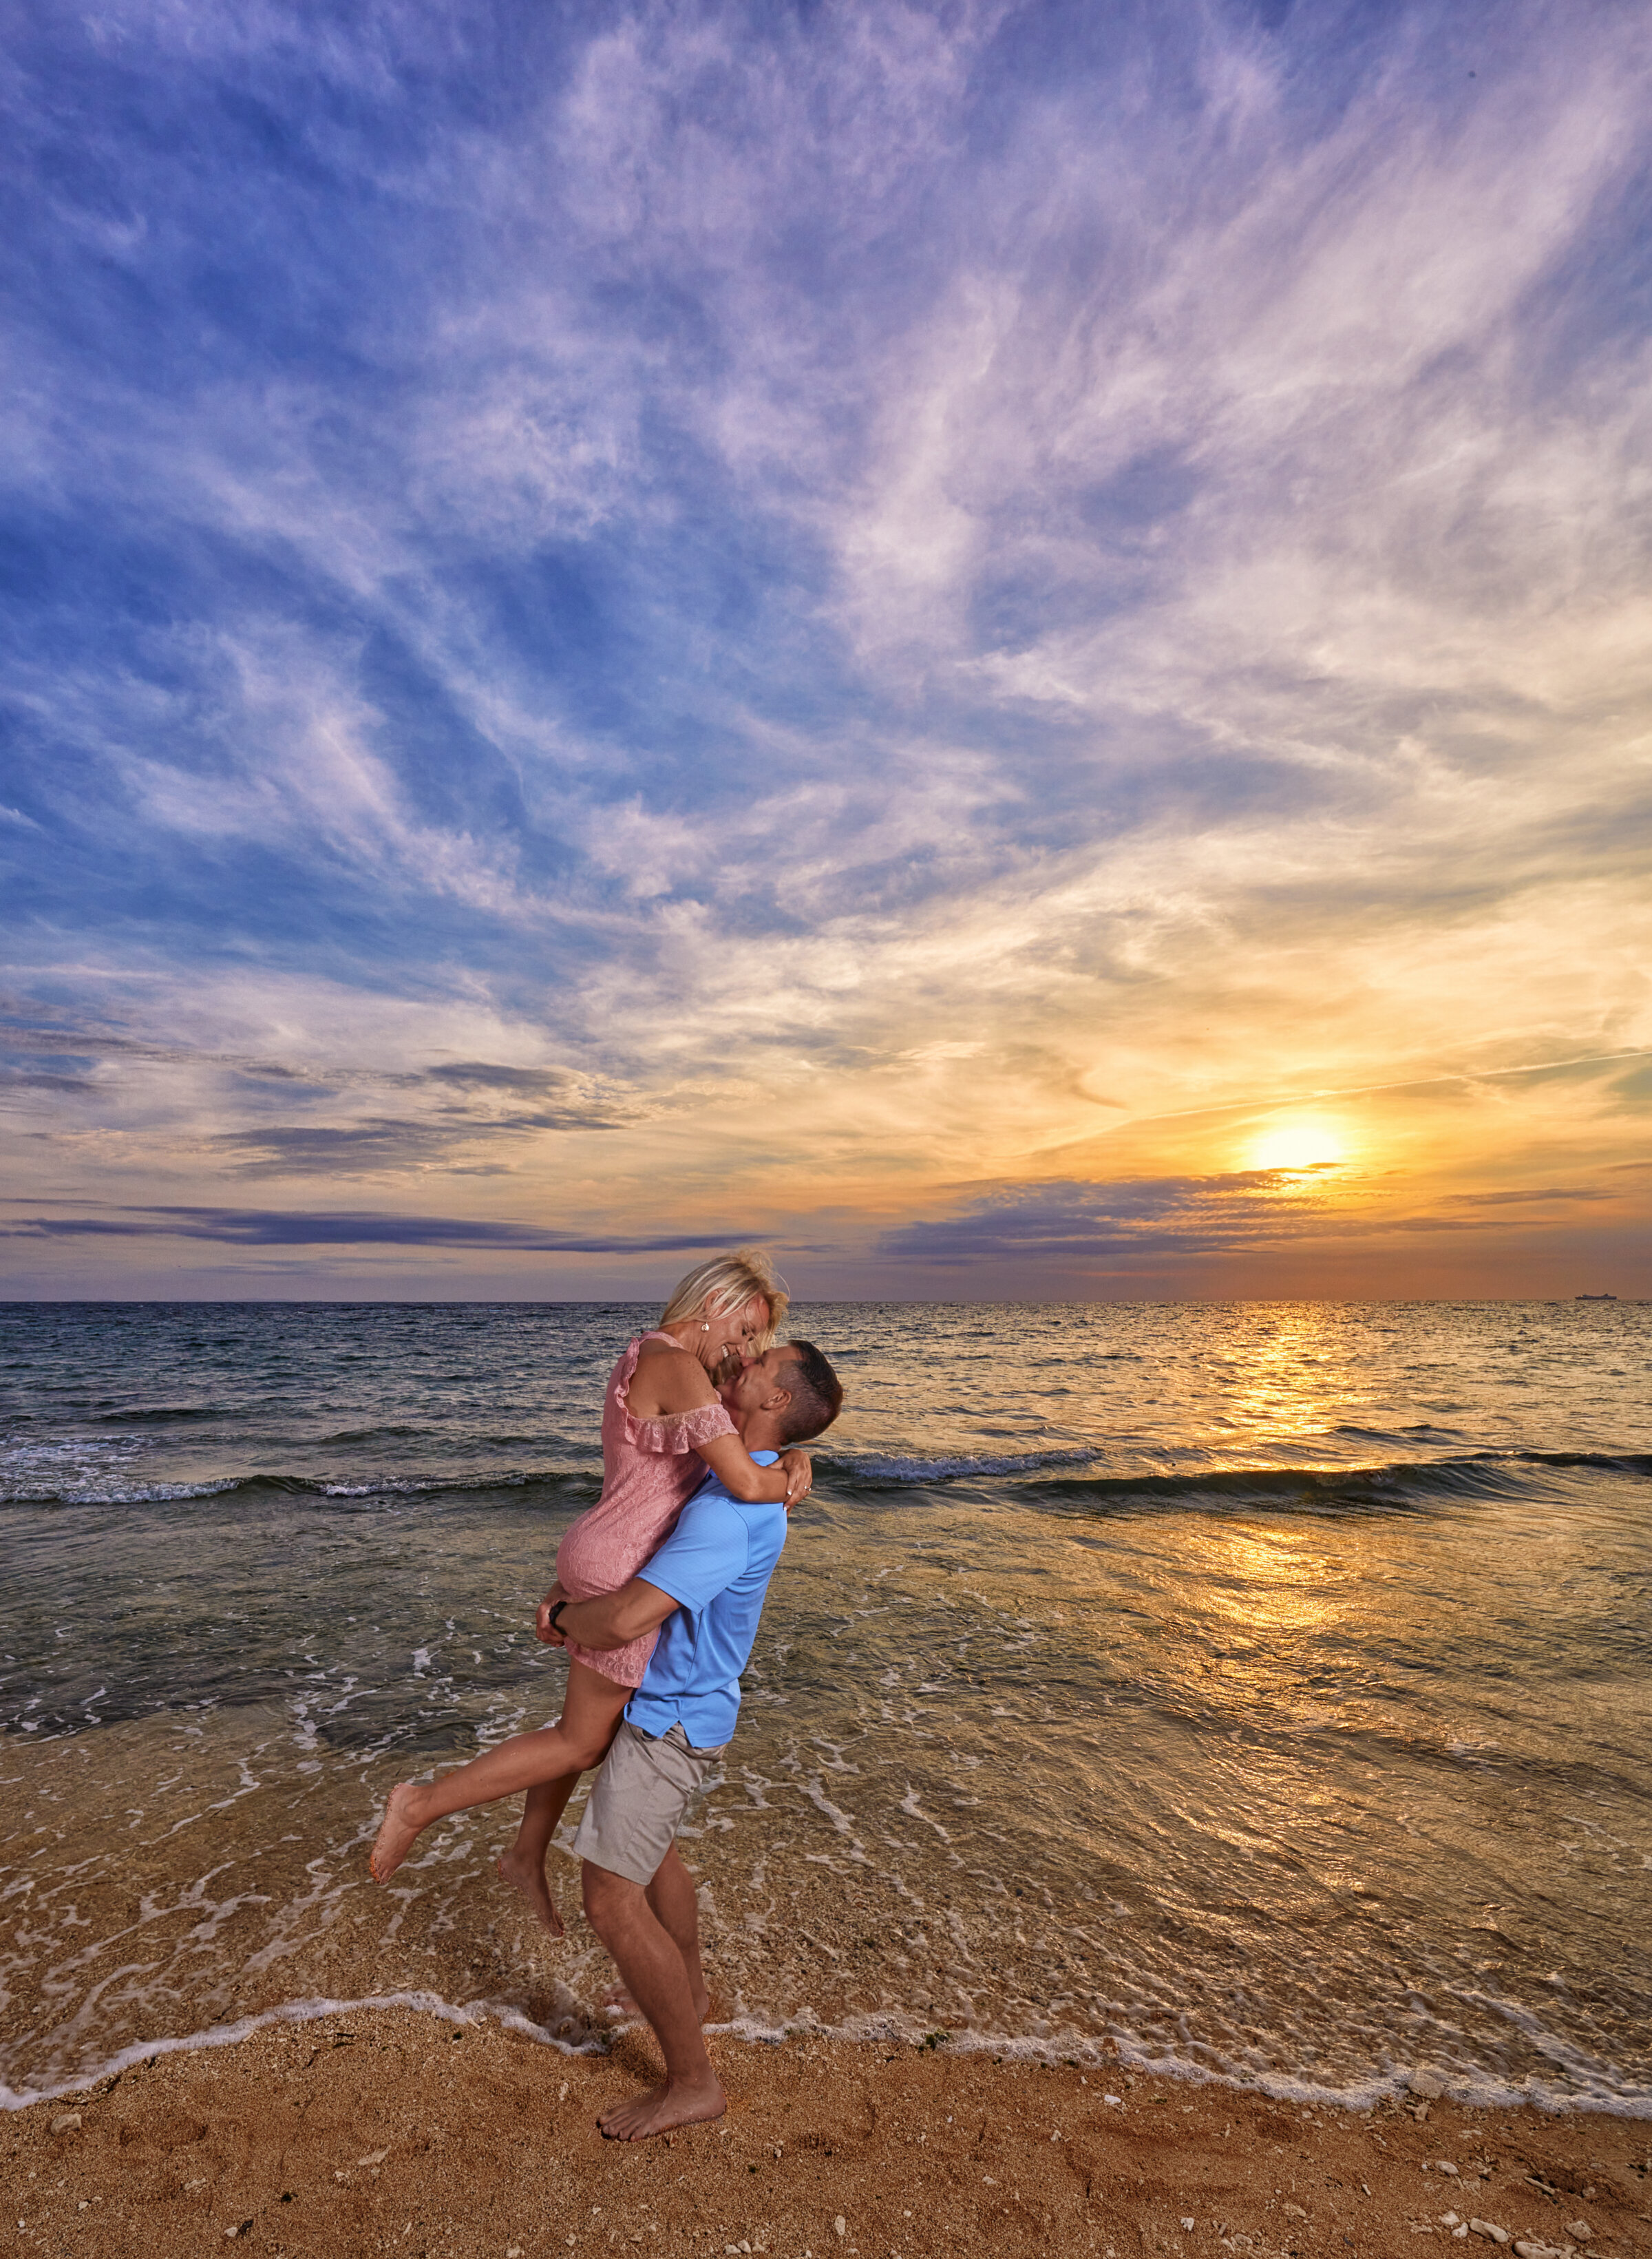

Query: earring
[[701, 1322, 710, 1332]]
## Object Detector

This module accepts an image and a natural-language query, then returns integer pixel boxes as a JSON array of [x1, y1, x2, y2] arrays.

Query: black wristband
[[547, 1599, 569, 1633]]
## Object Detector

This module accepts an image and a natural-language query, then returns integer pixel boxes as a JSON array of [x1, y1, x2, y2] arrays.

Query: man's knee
[[581, 1859, 644, 1939], [646, 1842, 690, 1905]]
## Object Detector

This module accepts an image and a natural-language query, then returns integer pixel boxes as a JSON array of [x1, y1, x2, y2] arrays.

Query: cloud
[[877, 1171, 1322, 1266], [0, 1205, 750, 1252], [424, 1061, 592, 1095], [0, 994, 645, 1179], [2, 1, 1650, 1291], [211, 1120, 531, 1177], [211, 1086, 632, 1175], [1446, 1187, 1609, 1207]]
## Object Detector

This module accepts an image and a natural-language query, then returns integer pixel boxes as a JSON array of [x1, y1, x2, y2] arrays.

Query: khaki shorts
[[572, 1718, 730, 1888]]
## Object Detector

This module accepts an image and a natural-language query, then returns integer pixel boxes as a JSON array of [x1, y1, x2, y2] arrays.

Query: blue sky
[[3, 0, 1650, 1299]]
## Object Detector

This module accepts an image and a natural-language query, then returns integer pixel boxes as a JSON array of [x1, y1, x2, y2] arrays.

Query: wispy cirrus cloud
[[2, 0, 1649, 1294]]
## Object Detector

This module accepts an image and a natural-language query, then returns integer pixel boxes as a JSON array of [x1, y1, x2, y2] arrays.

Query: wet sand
[[7, 2009, 1649, 2259]]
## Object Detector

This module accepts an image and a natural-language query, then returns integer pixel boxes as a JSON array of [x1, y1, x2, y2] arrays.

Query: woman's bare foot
[[497, 1847, 564, 1937], [598, 2073, 726, 2143], [369, 1783, 427, 1882]]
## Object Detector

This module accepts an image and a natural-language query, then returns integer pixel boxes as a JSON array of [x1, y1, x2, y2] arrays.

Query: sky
[[2, 0, 1649, 1303]]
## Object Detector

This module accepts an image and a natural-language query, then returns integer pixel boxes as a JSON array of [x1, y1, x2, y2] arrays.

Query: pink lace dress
[[554, 1331, 739, 1688]]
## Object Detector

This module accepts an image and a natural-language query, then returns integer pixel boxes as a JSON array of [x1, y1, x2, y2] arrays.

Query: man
[[540, 1338, 843, 2143]]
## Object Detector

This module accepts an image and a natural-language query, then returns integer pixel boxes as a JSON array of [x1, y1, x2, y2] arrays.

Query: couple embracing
[[370, 1250, 842, 2142]]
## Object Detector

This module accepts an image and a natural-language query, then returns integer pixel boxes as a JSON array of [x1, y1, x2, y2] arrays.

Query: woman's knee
[[555, 1723, 616, 1772]]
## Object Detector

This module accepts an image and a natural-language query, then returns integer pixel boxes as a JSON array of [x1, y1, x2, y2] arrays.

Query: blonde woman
[[369, 1250, 812, 1931]]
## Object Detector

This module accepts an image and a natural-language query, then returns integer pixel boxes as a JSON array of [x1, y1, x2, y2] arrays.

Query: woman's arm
[[630, 1342, 811, 1504], [694, 1429, 812, 1506]]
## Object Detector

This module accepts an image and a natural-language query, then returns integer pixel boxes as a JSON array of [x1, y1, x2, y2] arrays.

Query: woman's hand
[[536, 1580, 570, 1646], [779, 1449, 813, 1511]]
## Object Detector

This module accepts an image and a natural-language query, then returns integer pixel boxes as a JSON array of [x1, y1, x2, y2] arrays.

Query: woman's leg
[[370, 1661, 632, 1883], [499, 1680, 631, 1933], [499, 1668, 634, 1931], [496, 1772, 583, 1937]]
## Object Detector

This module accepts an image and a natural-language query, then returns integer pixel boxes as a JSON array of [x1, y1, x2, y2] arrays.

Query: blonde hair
[[659, 1247, 790, 1349]]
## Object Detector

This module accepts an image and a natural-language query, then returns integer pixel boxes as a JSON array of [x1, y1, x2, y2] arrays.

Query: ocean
[[2, 1299, 1649, 2116]]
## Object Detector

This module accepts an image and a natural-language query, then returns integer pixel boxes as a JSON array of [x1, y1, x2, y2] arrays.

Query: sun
[[1249, 1121, 1345, 1172]]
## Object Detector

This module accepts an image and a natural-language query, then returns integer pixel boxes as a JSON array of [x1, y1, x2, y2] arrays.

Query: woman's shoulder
[[630, 1336, 717, 1415]]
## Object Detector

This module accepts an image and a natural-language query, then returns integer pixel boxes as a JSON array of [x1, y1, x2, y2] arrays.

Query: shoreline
[[6, 2008, 1648, 2258], [10, 1994, 1652, 2125]]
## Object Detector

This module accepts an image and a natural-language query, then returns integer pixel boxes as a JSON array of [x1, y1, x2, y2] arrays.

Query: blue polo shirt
[[626, 1452, 789, 1748]]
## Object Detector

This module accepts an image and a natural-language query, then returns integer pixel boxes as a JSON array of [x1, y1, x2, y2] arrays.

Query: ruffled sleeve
[[624, 1399, 739, 1456], [613, 1335, 739, 1456]]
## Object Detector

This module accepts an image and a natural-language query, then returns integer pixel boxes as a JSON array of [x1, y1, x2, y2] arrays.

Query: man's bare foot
[[497, 1847, 564, 1937], [602, 1982, 710, 2024], [369, 1783, 426, 1882], [598, 2074, 726, 2142]]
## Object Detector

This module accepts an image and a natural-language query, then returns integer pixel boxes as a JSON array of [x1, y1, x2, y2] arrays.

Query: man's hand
[[536, 1580, 571, 1646], [779, 1448, 813, 1511]]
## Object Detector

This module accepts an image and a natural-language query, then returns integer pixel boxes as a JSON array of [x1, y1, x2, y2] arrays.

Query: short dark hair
[[772, 1338, 843, 1442]]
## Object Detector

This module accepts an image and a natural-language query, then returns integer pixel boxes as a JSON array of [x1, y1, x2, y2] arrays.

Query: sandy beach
[[7, 2009, 1649, 2259]]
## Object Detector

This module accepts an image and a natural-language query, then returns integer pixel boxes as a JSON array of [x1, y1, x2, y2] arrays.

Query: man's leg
[[582, 1858, 726, 2141], [602, 1845, 711, 2021]]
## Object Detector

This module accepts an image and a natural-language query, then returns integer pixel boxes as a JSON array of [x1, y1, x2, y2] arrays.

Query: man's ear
[[763, 1384, 793, 1417]]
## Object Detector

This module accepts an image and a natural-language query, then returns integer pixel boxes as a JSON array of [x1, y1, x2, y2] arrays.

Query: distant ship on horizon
[[1574, 1291, 1618, 1301]]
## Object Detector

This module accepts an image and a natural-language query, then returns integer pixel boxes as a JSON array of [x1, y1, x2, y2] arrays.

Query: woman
[[368, 1250, 812, 1934]]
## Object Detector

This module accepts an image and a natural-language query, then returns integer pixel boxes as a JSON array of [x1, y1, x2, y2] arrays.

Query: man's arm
[[542, 1576, 679, 1653]]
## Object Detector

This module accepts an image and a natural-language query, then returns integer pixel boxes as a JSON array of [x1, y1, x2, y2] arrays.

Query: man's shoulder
[[668, 1482, 754, 1551], [680, 1478, 785, 1554], [678, 1476, 743, 1519]]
